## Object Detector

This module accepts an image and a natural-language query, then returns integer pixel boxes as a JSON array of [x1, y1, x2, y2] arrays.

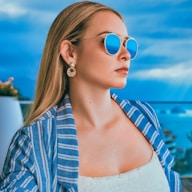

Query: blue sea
[[150, 103, 192, 150], [150, 102, 192, 176]]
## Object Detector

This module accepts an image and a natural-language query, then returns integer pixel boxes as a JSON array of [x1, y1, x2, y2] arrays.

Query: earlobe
[[60, 40, 76, 64]]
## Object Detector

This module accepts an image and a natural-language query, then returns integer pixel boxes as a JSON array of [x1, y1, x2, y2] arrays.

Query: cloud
[[0, 0, 62, 24], [141, 38, 192, 59], [0, 0, 27, 18], [27, 9, 58, 25], [130, 62, 192, 84]]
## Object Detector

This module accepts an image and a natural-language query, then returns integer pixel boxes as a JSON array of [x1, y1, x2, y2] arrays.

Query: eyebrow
[[96, 31, 112, 36], [96, 31, 129, 39]]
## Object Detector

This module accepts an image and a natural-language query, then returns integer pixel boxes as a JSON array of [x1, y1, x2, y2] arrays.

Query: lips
[[115, 67, 128, 75]]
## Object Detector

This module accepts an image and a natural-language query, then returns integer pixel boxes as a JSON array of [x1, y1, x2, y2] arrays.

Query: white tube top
[[78, 151, 170, 192]]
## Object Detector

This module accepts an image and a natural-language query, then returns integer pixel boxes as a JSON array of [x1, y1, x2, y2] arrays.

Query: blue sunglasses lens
[[104, 34, 121, 55], [104, 33, 138, 59], [126, 38, 137, 59]]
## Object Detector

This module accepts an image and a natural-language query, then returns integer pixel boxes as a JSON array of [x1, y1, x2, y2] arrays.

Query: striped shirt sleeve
[[0, 128, 38, 192]]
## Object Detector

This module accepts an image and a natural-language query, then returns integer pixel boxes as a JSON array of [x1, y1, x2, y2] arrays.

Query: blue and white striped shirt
[[0, 93, 182, 191]]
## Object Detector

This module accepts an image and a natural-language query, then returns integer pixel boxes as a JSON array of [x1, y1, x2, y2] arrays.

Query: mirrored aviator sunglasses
[[104, 33, 138, 59]]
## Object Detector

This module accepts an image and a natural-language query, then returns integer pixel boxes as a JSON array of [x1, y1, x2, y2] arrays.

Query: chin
[[112, 81, 127, 89], [111, 76, 128, 88]]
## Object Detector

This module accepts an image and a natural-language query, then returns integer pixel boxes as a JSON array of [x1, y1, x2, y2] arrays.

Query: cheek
[[77, 55, 103, 78], [76, 43, 105, 71], [76, 39, 105, 62], [76, 56, 110, 85], [75, 41, 115, 81]]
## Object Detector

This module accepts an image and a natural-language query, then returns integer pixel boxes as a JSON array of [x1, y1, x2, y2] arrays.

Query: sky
[[0, 0, 192, 101]]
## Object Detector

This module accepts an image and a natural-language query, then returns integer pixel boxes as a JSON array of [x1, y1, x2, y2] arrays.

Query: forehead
[[84, 11, 128, 37]]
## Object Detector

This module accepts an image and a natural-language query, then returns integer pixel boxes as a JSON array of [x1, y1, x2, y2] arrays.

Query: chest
[[77, 117, 153, 177]]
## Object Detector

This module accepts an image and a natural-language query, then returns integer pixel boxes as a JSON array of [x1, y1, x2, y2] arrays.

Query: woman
[[0, 1, 181, 191]]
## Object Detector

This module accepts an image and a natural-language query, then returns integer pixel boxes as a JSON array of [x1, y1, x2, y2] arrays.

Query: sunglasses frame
[[71, 32, 138, 60], [103, 33, 138, 60]]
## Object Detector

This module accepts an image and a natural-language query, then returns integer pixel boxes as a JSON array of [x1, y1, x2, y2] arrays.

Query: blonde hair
[[24, 1, 123, 126]]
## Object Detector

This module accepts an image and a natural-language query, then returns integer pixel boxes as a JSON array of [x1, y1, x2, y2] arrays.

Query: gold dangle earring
[[67, 62, 76, 77]]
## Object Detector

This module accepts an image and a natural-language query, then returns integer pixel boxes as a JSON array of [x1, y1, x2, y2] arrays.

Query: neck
[[69, 85, 117, 129]]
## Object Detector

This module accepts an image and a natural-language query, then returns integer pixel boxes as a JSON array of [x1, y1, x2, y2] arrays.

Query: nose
[[119, 45, 131, 61]]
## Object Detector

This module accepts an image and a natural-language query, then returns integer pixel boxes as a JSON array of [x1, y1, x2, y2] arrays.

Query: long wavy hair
[[24, 1, 123, 126]]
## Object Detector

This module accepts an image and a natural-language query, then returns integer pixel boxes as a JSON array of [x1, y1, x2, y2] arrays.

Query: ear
[[60, 40, 77, 64]]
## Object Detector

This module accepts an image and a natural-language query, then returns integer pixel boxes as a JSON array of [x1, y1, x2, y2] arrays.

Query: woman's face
[[75, 11, 131, 89]]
